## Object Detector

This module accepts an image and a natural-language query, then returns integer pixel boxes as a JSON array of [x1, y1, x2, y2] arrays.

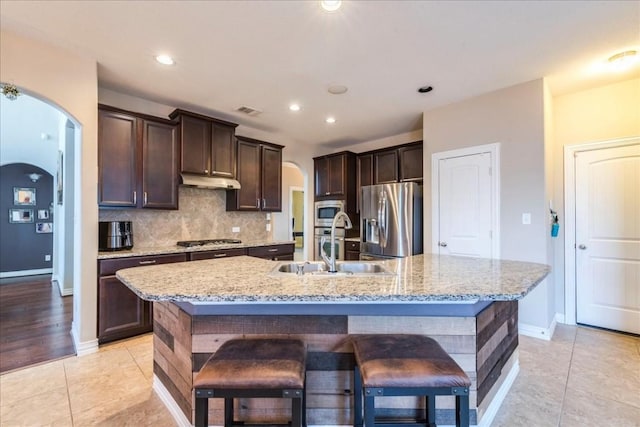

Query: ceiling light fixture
[[321, 1, 341, 12], [155, 54, 175, 66], [607, 50, 638, 70], [289, 104, 301, 111], [326, 117, 336, 124], [418, 85, 433, 93], [27, 173, 43, 183]]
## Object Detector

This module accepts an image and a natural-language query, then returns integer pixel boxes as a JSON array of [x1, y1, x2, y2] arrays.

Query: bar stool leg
[[292, 395, 303, 427], [195, 395, 208, 427], [353, 365, 363, 427], [426, 395, 436, 427], [364, 392, 375, 427], [224, 397, 234, 427], [456, 394, 470, 427]]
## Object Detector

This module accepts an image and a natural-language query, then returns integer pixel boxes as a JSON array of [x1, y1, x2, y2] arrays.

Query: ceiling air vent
[[235, 106, 262, 116]]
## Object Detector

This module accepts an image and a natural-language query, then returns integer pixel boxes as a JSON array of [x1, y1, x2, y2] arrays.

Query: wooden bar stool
[[194, 338, 307, 427], [351, 334, 471, 427]]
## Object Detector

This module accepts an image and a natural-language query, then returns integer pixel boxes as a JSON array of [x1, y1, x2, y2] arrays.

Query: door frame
[[563, 136, 640, 325], [289, 185, 304, 245], [431, 142, 501, 258]]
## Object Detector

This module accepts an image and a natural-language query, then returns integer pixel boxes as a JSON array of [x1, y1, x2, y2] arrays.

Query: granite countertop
[[116, 254, 550, 303], [98, 240, 296, 260]]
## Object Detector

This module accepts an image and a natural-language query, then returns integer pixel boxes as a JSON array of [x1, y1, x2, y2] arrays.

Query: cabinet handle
[[144, 192, 148, 205], [256, 199, 260, 208], [267, 248, 278, 252], [133, 191, 137, 204], [262, 198, 266, 209], [214, 253, 227, 258], [138, 260, 157, 265], [325, 192, 330, 195], [204, 169, 209, 174]]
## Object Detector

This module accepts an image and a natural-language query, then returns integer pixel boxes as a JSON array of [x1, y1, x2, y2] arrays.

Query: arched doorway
[[274, 162, 306, 260]]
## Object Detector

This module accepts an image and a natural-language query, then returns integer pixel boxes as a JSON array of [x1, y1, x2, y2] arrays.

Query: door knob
[[439, 241, 448, 247], [578, 244, 587, 250]]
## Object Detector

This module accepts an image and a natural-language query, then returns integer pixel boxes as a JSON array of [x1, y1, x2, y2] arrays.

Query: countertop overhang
[[115, 254, 550, 305]]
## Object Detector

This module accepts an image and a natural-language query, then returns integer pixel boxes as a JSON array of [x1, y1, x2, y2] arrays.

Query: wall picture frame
[[14, 187, 36, 205], [37, 209, 50, 220], [57, 150, 64, 205], [9, 209, 34, 223], [36, 222, 53, 233]]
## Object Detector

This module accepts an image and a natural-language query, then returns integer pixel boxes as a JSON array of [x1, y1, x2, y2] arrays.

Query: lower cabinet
[[97, 253, 187, 344], [188, 248, 247, 261], [345, 240, 360, 261], [247, 243, 295, 261]]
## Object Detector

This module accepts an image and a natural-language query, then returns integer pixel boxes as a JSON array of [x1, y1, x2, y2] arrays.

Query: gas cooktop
[[176, 239, 242, 248]]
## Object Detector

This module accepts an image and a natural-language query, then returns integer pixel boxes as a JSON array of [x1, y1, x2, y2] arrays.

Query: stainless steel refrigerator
[[360, 182, 422, 259]]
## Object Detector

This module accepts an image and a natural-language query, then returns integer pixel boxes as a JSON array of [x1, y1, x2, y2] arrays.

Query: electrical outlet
[[266, 213, 271, 220], [522, 213, 531, 225], [45, 254, 51, 261], [232, 226, 240, 233], [266, 223, 271, 232]]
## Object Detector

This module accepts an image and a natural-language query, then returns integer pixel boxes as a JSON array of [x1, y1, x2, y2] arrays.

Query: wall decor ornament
[[9, 209, 34, 223], [36, 222, 53, 233], [57, 150, 63, 205], [13, 187, 36, 205]]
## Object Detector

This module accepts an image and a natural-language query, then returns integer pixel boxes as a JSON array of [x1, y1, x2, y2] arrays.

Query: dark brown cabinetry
[[170, 109, 238, 178], [397, 143, 423, 182], [357, 141, 423, 187], [247, 243, 295, 261], [374, 150, 399, 184], [226, 136, 283, 212], [97, 253, 187, 344], [345, 240, 360, 261], [188, 248, 247, 261], [313, 151, 357, 214], [98, 105, 179, 209]]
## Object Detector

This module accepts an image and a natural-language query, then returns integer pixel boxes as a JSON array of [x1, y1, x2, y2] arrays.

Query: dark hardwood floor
[[0, 275, 75, 373]]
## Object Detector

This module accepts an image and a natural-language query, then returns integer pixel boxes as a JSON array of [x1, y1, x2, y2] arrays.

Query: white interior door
[[437, 152, 493, 257], [575, 144, 640, 334]]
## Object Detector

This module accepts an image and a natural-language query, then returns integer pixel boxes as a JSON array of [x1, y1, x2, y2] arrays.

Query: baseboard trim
[[71, 321, 98, 356], [519, 317, 557, 341], [59, 287, 73, 296], [475, 359, 520, 427], [555, 312, 566, 325], [0, 268, 53, 278], [153, 375, 192, 427]]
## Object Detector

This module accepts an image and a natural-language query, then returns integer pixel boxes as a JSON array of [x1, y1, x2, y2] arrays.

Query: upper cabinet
[[359, 141, 423, 186], [169, 109, 238, 178], [374, 149, 399, 184], [226, 136, 283, 212], [314, 151, 357, 212], [98, 105, 179, 209], [397, 143, 423, 182]]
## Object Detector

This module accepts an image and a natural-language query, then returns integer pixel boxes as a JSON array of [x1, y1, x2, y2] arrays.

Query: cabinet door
[[261, 145, 282, 211], [374, 150, 398, 184], [328, 155, 345, 195], [142, 120, 179, 209], [233, 140, 261, 210], [398, 144, 423, 182], [211, 124, 236, 178], [247, 243, 294, 260], [357, 154, 373, 212], [98, 110, 138, 207], [188, 248, 246, 261], [180, 115, 211, 175], [98, 275, 151, 343], [314, 157, 330, 198]]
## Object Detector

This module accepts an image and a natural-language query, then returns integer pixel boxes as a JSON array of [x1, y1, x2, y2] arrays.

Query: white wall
[[273, 163, 304, 242], [423, 79, 553, 331], [552, 77, 640, 317], [1, 29, 99, 351]]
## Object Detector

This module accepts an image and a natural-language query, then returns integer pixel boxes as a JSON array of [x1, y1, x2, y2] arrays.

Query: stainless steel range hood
[[180, 173, 241, 190]]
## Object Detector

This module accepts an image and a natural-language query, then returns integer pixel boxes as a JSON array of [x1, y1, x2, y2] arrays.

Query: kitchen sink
[[271, 261, 394, 277]]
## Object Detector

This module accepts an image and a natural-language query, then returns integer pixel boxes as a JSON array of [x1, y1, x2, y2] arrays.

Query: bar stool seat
[[194, 338, 306, 427], [351, 334, 471, 427]]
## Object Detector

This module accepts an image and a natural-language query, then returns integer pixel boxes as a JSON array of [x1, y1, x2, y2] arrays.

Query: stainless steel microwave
[[314, 200, 345, 227]]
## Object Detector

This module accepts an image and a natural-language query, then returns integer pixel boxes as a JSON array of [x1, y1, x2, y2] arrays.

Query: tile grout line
[[62, 358, 75, 426], [556, 328, 578, 427]]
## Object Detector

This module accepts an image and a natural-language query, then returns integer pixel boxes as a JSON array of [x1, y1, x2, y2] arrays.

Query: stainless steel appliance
[[314, 200, 345, 227], [99, 221, 133, 251], [360, 182, 422, 259], [314, 227, 345, 261]]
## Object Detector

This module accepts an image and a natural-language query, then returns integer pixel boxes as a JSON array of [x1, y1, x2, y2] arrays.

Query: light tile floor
[[1, 325, 638, 426]]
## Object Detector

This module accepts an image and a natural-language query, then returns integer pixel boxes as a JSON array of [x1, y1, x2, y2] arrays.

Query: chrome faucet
[[320, 211, 352, 273]]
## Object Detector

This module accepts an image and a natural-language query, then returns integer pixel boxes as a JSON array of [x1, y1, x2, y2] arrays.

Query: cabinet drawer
[[247, 244, 294, 259], [99, 253, 187, 276], [345, 240, 360, 251], [188, 248, 247, 261]]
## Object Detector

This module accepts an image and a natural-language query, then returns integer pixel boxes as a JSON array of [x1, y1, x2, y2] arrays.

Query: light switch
[[266, 223, 271, 232], [522, 213, 531, 225]]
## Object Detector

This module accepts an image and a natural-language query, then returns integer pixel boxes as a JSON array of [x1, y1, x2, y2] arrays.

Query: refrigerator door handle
[[378, 191, 388, 248]]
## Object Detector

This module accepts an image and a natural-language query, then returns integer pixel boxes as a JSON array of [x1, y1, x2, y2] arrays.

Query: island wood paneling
[[153, 302, 518, 426]]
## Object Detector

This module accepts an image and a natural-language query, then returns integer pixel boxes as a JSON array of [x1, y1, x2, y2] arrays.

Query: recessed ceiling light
[[608, 50, 638, 70], [320, 1, 341, 12], [155, 54, 175, 65], [417, 85, 433, 93], [328, 85, 348, 95], [289, 103, 301, 111], [326, 117, 336, 124]]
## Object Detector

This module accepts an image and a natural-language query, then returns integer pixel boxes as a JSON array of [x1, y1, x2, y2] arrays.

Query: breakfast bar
[[116, 254, 549, 427]]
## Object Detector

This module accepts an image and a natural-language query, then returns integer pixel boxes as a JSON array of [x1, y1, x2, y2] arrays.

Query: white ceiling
[[1, 1, 639, 150]]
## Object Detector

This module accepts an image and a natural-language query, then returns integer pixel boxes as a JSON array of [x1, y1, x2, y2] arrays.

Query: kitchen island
[[117, 254, 549, 427]]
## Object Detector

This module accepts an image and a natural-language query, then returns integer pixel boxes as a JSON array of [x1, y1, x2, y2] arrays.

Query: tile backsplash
[[99, 187, 271, 247]]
